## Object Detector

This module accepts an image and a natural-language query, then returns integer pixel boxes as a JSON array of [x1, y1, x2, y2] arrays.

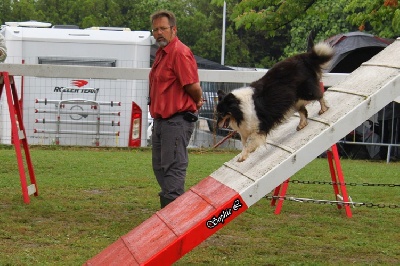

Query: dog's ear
[[307, 29, 317, 52], [217, 90, 226, 102]]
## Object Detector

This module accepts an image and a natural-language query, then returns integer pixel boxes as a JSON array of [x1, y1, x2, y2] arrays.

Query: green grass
[[0, 145, 399, 265]]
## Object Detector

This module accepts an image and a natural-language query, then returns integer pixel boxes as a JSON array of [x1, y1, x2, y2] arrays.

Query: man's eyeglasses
[[151, 26, 172, 33]]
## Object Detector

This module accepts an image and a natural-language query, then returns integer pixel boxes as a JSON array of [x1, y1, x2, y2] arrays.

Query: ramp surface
[[85, 38, 400, 265]]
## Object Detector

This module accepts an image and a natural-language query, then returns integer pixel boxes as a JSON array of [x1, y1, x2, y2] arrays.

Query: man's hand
[[196, 97, 205, 109]]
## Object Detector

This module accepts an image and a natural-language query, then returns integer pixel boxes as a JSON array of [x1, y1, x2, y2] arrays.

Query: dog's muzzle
[[217, 115, 230, 128]]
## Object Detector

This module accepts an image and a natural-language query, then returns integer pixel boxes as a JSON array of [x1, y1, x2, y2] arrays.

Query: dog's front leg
[[238, 133, 266, 162], [238, 149, 249, 162], [297, 105, 308, 131], [318, 98, 329, 115], [247, 133, 267, 153], [238, 134, 249, 162]]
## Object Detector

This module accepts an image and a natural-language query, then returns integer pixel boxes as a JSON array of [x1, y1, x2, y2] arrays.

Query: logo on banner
[[206, 198, 243, 229], [71, 79, 88, 87], [53, 79, 99, 93]]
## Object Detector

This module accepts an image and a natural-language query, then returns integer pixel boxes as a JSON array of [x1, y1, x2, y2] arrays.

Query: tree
[[3, 0, 396, 68], [214, 0, 316, 36], [214, 0, 398, 62], [345, 0, 400, 38], [211, 0, 297, 67], [0, 0, 14, 25], [8, 0, 37, 22], [282, 0, 356, 58]]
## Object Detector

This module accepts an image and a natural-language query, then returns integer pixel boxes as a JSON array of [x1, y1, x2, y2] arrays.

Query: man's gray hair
[[150, 10, 177, 27]]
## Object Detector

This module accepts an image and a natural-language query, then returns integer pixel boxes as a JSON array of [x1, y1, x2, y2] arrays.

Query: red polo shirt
[[149, 37, 199, 119]]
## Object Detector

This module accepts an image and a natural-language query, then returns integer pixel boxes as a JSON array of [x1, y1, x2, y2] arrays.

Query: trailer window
[[38, 57, 116, 67]]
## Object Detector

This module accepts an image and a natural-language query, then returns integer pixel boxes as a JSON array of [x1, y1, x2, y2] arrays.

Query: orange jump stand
[[0, 72, 38, 204], [271, 144, 352, 218]]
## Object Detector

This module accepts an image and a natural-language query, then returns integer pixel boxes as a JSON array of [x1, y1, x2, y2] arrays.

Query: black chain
[[266, 196, 400, 209], [288, 180, 399, 187]]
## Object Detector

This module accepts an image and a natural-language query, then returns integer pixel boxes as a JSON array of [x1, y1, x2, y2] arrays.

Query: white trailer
[[0, 21, 152, 147]]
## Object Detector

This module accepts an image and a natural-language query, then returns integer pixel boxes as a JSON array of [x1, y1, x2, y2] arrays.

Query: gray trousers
[[151, 114, 194, 200]]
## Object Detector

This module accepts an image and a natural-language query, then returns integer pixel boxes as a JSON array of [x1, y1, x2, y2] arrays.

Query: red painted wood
[[85, 239, 139, 265], [85, 177, 248, 265], [272, 178, 290, 215], [330, 144, 352, 217], [1, 72, 38, 204], [327, 148, 342, 209], [270, 145, 352, 218]]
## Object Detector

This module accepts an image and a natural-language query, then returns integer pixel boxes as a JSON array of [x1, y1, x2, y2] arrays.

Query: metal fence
[[195, 80, 400, 163], [337, 101, 399, 162]]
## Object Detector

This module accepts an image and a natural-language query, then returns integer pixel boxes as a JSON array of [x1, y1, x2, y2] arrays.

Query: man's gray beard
[[157, 40, 168, 47]]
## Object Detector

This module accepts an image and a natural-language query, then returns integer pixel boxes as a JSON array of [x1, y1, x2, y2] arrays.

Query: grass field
[[0, 145, 399, 265]]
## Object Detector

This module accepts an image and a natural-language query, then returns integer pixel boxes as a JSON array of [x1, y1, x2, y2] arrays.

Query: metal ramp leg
[[270, 144, 352, 218], [326, 144, 352, 217], [270, 178, 290, 215], [1, 72, 38, 204]]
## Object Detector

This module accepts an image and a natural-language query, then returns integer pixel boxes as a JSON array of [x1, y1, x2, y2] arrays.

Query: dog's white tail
[[312, 42, 334, 67], [313, 42, 334, 57]]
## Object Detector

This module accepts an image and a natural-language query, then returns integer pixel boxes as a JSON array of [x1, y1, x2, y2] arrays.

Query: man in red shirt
[[149, 10, 204, 208]]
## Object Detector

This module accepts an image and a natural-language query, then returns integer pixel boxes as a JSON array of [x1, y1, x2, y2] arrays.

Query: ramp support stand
[[0, 72, 38, 204], [271, 144, 352, 218]]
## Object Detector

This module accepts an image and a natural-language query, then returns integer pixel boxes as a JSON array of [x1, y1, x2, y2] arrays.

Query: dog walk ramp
[[85, 38, 400, 265]]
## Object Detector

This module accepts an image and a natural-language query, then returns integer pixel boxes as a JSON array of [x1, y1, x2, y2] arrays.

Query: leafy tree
[[214, 0, 316, 36], [211, 0, 295, 67], [282, 0, 357, 57], [344, 0, 400, 38], [178, 0, 229, 64], [8, 0, 37, 22], [127, 0, 174, 31], [215, 0, 398, 63], [0, 0, 14, 24], [3, 0, 396, 68]]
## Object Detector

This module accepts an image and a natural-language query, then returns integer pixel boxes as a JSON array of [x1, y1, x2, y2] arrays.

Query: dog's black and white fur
[[216, 42, 334, 162]]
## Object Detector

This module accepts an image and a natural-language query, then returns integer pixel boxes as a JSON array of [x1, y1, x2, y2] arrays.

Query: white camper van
[[0, 21, 152, 147]]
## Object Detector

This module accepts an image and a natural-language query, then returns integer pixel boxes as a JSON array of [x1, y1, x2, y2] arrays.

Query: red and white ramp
[[85, 38, 400, 265]]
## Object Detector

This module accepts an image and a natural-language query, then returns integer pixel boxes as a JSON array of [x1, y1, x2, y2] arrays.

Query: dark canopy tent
[[325, 31, 394, 73]]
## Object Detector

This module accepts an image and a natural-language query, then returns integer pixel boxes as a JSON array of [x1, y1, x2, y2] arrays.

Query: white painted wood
[[0, 64, 348, 86], [0, 64, 151, 80], [27, 184, 37, 195]]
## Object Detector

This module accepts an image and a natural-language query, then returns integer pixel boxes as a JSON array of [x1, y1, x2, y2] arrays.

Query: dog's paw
[[237, 153, 248, 162], [319, 106, 329, 115], [296, 122, 308, 131]]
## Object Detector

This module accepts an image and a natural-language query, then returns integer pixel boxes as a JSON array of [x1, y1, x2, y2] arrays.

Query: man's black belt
[[168, 111, 198, 122]]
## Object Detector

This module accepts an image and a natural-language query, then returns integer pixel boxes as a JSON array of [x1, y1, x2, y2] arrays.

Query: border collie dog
[[216, 42, 334, 162]]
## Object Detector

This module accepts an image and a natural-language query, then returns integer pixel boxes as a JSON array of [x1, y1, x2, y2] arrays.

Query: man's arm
[[184, 82, 204, 109]]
